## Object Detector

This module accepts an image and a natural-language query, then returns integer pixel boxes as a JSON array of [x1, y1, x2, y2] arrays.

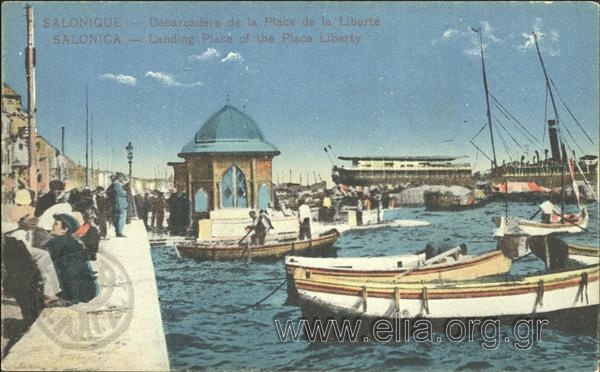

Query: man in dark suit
[[34, 180, 65, 217]]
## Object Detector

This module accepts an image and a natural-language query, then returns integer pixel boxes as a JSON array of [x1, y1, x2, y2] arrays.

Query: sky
[[2, 1, 598, 185]]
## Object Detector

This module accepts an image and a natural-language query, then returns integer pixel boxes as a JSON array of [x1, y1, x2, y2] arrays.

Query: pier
[[2, 221, 170, 371]]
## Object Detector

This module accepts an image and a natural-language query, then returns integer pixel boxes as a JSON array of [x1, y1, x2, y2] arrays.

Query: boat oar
[[238, 228, 255, 262], [559, 211, 587, 231], [529, 208, 541, 220], [238, 227, 254, 245], [395, 245, 464, 280], [564, 219, 587, 232]]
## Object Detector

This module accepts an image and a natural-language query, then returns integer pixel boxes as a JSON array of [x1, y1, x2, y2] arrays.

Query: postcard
[[1, 1, 598, 370]]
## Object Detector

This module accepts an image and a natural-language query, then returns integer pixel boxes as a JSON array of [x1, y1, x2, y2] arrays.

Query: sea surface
[[151, 201, 599, 370]]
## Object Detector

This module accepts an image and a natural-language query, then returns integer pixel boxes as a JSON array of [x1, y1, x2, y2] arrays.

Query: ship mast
[[533, 33, 560, 136], [85, 85, 90, 187], [473, 27, 497, 170], [25, 5, 38, 193], [533, 32, 567, 219]]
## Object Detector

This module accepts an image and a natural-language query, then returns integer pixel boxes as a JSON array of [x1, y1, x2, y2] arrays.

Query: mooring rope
[[221, 279, 287, 315]]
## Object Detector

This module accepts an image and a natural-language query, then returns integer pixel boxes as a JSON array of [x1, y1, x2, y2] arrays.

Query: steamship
[[331, 155, 472, 186], [470, 29, 597, 188], [480, 119, 598, 185]]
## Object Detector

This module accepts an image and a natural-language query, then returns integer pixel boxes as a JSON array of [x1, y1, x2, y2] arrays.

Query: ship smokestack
[[547, 120, 561, 162]]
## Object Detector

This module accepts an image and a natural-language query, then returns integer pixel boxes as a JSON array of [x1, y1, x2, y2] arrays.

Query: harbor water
[[151, 201, 598, 370]]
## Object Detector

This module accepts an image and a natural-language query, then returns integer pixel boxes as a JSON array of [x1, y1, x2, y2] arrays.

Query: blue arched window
[[194, 188, 208, 212], [221, 165, 247, 208], [258, 183, 270, 210]]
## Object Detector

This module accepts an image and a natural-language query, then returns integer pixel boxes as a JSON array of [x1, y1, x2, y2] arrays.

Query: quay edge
[[1, 220, 170, 371]]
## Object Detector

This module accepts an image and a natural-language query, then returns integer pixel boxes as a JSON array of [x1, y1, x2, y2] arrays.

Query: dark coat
[[34, 191, 57, 217], [2, 236, 44, 322], [96, 194, 110, 219], [45, 235, 98, 303]]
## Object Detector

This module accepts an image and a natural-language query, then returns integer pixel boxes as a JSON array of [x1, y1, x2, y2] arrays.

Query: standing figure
[[154, 192, 166, 233], [356, 195, 363, 226], [94, 187, 109, 240], [139, 192, 151, 230], [178, 192, 190, 235], [321, 192, 333, 222], [149, 190, 157, 229], [105, 176, 117, 228], [254, 209, 274, 245], [246, 210, 258, 245], [167, 191, 178, 235], [298, 199, 312, 240], [110, 173, 129, 237], [364, 195, 372, 210]]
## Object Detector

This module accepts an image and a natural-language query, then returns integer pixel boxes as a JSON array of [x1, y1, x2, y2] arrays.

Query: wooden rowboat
[[177, 229, 340, 261], [494, 207, 588, 237], [286, 247, 512, 284], [423, 190, 486, 211], [568, 244, 600, 266], [527, 235, 599, 271], [294, 264, 599, 327]]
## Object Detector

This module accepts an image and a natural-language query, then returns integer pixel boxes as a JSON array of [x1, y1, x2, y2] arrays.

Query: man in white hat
[[2, 204, 63, 313], [298, 199, 312, 240]]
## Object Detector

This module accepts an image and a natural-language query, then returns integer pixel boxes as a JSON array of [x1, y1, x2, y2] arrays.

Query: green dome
[[179, 105, 280, 156]]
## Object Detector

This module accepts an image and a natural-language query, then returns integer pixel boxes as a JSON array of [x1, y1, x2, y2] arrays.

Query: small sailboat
[[495, 156, 589, 240], [494, 33, 589, 241]]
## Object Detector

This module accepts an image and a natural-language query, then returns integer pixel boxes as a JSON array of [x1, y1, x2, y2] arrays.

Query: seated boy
[[44, 213, 98, 306]]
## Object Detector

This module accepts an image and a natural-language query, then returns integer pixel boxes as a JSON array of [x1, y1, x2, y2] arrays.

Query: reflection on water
[[151, 202, 598, 370]]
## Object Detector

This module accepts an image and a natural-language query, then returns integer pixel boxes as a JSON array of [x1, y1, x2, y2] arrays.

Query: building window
[[221, 165, 247, 208], [194, 188, 208, 213], [257, 183, 270, 210]]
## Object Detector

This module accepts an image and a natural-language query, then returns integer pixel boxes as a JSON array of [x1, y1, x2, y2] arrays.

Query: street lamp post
[[126, 142, 133, 180], [126, 142, 138, 219]]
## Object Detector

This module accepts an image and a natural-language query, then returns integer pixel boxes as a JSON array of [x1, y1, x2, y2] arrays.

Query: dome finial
[[226, 94, 230, 104]]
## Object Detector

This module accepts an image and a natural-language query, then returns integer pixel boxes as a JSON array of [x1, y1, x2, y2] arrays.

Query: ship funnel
[[547, 120, 561, 162]]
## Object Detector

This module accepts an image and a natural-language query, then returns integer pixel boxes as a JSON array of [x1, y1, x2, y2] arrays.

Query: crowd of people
[[244, 209, 274, 246], [1, 171, 195, 326], [2, 179, 101, 323], [135, 189, 190, 235], [326, 188, 398, 226], [240, 188, 402, 247]]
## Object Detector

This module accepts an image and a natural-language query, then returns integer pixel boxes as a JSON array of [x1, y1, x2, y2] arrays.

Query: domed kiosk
[[169, 105, 286, 239]]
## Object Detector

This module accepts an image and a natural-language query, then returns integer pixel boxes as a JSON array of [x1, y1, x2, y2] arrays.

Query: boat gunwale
[[178, 229, 339, 252], [294, 265, 599, 296], [285, 249, 508, 276], [176, 229, 340, 259]]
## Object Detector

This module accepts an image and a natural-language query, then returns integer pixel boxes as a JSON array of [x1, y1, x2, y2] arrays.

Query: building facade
[[2, 84, 69, 199], [169, 105, 280, 220]]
